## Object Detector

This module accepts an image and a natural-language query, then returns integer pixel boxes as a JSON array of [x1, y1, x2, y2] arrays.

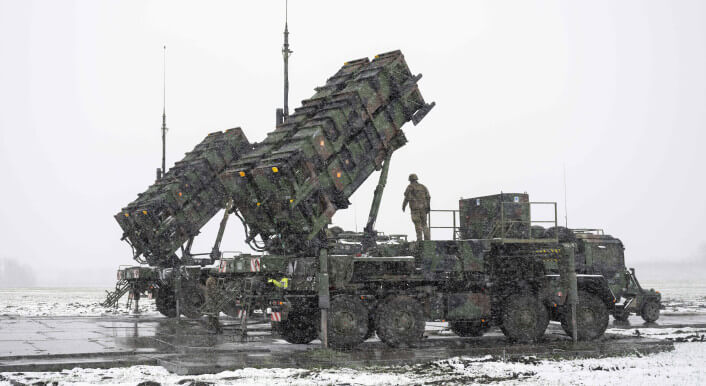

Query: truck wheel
[[449, 321, 487, 337], [278, 310, 319, 344], [156, 285, 177, 318], [375, 296, 425, 348], [180, 282, 206, 319], [327, 296, 369, 349], [501, 295, 546, 343], [561, 291, 609, 341], [641, 300, 660, 323]]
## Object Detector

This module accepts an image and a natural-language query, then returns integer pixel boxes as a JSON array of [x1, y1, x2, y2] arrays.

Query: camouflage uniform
[[403, 174, 431, 241]]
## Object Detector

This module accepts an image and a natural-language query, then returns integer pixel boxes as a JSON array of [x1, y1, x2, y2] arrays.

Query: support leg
[[240, 303, 249, 341], [132, 291, 140, 315], [319, 248, 330, 348], [562, 243, 579, 343]]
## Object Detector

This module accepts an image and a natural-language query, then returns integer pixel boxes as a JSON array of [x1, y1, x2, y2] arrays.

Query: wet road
[[0, 312, 698, 375]]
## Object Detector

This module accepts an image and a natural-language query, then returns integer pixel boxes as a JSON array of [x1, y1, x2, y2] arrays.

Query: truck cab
[[573, 229, 661, 323]]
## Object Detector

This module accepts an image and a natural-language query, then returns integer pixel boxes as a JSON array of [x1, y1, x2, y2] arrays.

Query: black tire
[[180, 282, 206, 319], [613, 308, 630, 322], [327, 296, 369, 349], [278, 310, 319, 344], [641, 300, 660, 323], [501, 295, 546, 343], [156, 285, 177, 318], [449, 321, 487, 337], [560, 291, 609, 341], [375, 296, 425, 348]]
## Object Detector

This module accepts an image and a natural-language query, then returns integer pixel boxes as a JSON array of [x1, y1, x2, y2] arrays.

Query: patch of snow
[[0, 288, 158, 317], [2, 343, 705, 385]]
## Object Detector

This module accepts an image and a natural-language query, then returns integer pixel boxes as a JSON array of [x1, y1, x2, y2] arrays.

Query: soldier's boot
[[423, 225, 431, 241]]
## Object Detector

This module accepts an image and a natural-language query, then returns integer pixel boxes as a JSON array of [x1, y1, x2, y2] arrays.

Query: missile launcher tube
[[115, 50, 433, 265]]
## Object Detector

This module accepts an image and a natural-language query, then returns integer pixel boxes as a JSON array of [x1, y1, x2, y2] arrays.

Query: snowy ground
[[1, 281, 705, 385], [0, 288, 158, 317], [1, 337, 704, 385], [643, 280, 706, 315]]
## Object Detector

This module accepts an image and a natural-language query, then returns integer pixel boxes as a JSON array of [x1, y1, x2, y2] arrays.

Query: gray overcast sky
[[1, 1, 705, 286]]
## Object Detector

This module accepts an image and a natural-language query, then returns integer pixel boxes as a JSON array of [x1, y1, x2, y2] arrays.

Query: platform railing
[[428, 201, 559, 243], [427, 209, 460, 240]]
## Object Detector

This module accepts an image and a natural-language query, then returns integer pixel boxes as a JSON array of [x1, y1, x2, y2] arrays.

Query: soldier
[[204, 276, 222, 334], [402, 173, 431, 241]]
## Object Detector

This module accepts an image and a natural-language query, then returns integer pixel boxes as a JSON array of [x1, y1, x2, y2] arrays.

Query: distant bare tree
[[0, 258, 37, 288]]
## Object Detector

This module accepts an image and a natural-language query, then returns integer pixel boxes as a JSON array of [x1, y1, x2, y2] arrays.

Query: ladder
[[205, 280, 257, 340], [102, 279, 130, 308]]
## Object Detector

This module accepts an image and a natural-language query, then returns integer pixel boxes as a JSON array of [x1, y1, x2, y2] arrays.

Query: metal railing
[[427, 209, 460, 240], [572, 228, 604, 235], [427, 201, 559, 243], [499, 201, 558, 243]]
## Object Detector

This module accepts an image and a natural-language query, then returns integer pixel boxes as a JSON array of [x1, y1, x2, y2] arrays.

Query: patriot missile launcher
[[114, 50, 433, 266], [108, 49, 614, 349]]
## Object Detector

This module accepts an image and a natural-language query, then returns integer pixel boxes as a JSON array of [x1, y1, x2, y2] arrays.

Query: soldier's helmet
[[408, 173, 418, 182]]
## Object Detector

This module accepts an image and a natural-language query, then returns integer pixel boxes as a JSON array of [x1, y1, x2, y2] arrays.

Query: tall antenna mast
[[563, 163, 568, 228], [279, 0, 293, 124], [160, 45, 168, 179]]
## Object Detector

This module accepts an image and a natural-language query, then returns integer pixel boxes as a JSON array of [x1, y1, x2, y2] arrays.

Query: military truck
[[572, 229, 661, 322], [106, 50, 614, 349], [247, 192, 614, 348]]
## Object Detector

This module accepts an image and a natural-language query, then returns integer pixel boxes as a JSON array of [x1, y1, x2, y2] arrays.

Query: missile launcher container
[[115, 128, 251, 267], [114, 50, 433, 266], [219, 51, 433, 254]]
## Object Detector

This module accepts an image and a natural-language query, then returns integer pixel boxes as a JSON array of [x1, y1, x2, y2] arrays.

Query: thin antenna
[[563, 163, 568, 228], [282, 0, 293, 117], [161, 45, 168, 179], [354, 203, 358, 233]]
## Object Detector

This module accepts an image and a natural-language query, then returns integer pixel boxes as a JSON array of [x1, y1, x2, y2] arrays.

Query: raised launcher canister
[[115, 128, 251, 266], [219, 50, 434, 253]]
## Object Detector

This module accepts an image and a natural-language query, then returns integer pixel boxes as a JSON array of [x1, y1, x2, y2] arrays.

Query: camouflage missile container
[[115, 128, 251, 267], [459, 193, 532, 240], [219, 50, 433, 254]]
